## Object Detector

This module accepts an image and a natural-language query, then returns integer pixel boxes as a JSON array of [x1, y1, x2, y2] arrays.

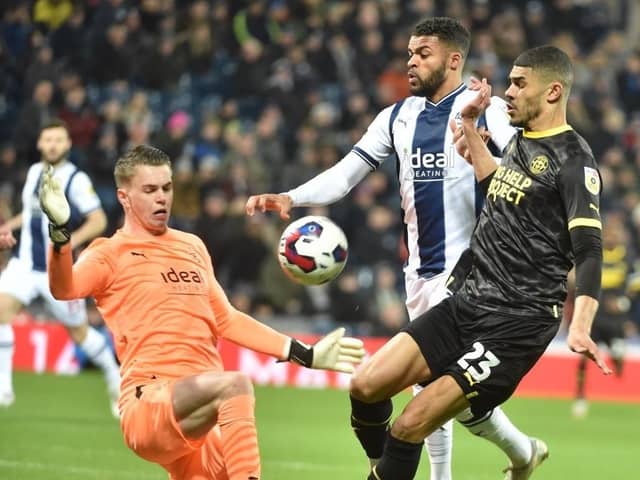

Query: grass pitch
[[0, 371, 637, 479]]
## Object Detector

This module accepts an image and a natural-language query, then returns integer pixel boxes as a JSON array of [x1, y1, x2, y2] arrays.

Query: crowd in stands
[[1, 0, 639, 337]]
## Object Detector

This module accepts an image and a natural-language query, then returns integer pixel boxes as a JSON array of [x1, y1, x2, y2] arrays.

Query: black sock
[[367, 431, 423, 480], [350, 395, 392, 459]]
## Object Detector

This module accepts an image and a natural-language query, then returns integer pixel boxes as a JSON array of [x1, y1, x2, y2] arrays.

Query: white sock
[[457, 406, 532, 467], [414, 385, 453, 480], [79, 327, 120, 387], [0, 324, 14, 393], [425, 420, 453, 480]]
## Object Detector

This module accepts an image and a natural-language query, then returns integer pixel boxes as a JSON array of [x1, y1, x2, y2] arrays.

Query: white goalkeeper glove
[[39, 165, 71, 249], [287, 327, 366, 374]]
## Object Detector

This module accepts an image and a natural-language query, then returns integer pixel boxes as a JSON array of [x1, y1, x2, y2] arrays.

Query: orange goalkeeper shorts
[[120, 379, 228, 480]]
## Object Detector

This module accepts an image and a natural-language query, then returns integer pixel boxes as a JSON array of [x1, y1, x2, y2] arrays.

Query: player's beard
[[410, 63, 447, 99], [43, 150, 69, 166], [509, 98, 543, 129]]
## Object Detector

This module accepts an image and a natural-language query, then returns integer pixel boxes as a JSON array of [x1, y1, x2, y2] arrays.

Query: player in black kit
[[348, 45, 612, 480]]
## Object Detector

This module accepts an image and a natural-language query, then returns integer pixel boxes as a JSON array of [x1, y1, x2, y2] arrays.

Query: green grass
[[0, 371, 638, 479]]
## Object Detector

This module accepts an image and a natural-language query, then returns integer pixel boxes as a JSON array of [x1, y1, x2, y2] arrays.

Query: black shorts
[[403, 295, 558, 416]]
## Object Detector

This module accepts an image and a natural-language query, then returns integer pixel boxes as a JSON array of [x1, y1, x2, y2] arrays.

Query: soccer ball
[[278, 215, 348, 285]]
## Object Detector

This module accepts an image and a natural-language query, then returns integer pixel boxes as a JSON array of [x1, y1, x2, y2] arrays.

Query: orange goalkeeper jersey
[[48, 228, 289, 405]]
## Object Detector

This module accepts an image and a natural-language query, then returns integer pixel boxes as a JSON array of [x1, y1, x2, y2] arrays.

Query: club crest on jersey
[[584, 167, 600, 195], [528, 155, 548, 175]]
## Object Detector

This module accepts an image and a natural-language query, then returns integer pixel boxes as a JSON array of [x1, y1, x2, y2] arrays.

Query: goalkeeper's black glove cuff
[[48, 223, 70, 252], [287, 338, 313, 368]]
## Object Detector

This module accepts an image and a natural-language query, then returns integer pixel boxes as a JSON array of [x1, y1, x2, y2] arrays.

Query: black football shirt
[[461, 126, 602, 318]]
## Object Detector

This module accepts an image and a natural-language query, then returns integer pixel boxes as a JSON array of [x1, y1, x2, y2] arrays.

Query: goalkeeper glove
[[287, 327, 365, 374], [39, 166, 71, 249]]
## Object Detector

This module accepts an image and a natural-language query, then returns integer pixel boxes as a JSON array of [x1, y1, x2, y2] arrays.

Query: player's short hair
[[114, 144, 171, 187], [40, 118, 69, 133], [412, 17, 471, 58], [514, 45, 574, 92]]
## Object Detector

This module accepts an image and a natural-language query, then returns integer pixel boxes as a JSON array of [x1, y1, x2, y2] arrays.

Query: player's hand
[[467, 75, 482, 91], [449, 119, 490, 164], [567, 328, 612, 375], [245, 193, 293, 220], [39, 166, 71, 247], [460, 77, 492, 121], [39, 166, 70, 226], [0, 231, 16, 250], [311, 327, 365, 373], [288, 327, 366, 374]]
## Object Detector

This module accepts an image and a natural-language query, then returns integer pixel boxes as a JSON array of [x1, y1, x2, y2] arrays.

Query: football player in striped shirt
[[0, 120, 120, 416], [247, 16, 539, 480]]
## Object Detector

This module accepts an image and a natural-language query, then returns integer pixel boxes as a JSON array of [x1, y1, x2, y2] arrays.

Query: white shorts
[[0, 257, 87, 327], [404, 271, 450, 321]]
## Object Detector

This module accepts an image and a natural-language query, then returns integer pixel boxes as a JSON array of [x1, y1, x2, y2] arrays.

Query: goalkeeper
[[41, 144, 365, 480]]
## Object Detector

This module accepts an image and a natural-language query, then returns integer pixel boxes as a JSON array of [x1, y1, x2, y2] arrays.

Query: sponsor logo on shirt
[[486, 165, 532, 206], [403, 146, 457, 182], [161, 267, 203, 284], [161, 267, 207, 294]]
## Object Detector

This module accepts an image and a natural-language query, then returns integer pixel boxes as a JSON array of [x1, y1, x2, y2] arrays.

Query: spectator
[[90, 21, 132, 85], [139, 34, 185, 91], [57, 84, 99, 161], [13, 79, 55, 164], [51, 5, 88, 72], [24, 43, 60, 95], [152, 110, 191, 163], [329, 268, 372, 336], [33, 0, 73, 32]]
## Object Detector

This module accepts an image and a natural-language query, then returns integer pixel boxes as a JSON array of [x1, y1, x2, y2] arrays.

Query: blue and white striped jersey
[[17, 161, 102, 271], [352, 84, 515, 280]]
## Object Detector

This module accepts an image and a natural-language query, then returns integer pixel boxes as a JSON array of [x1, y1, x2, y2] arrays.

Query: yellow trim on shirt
[[568, 218, 602, 230], [523, 125, 573, 138]]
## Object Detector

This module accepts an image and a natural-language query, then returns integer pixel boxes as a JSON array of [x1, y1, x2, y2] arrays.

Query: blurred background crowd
[[1, 0, 640, 339]]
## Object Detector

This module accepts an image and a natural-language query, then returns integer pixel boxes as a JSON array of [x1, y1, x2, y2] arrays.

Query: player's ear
[[449, 51, 463, 71], [62, 134, 72, 151], [546, 81, 563, 104], [36, 133, 44, 152], [116, 188, 130, 209]]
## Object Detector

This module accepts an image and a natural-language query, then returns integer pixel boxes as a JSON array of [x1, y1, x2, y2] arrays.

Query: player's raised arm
[[40, 167, 110, 299], [458, 78, 500, 184], [467, 75, 518, 153]]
